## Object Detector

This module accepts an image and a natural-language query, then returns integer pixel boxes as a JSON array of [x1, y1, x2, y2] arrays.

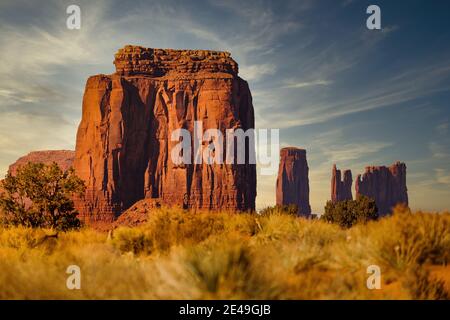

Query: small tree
[[260, 204, 300, 216], [322, 196, 378, 228], [0, 162, 85, 230]]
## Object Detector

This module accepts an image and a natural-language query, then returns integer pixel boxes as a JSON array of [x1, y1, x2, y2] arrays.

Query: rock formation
[[113, 198, 162, 228], [355, 161, 408, 216], [74, 45, 256, 223], [0, 150, 75, 207], [8, 150, 75, 175], [331, 164, 353, 202], [276, 147, 311, 216]]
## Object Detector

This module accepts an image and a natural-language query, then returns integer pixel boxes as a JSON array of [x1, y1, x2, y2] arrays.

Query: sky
[[0, 0, 449, 213]]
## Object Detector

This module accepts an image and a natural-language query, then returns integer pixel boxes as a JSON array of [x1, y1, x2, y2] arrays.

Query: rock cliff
[[74, 45, 256, 223], [355, 161, 408, 216], [276, 147, 311, 216], [331, 164, 353, 202], [8, 150, 75, 175]]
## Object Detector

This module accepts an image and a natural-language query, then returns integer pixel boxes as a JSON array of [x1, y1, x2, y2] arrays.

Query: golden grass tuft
[[0, 206, 449, 299]]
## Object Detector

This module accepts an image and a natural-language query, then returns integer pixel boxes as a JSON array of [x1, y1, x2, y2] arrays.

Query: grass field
[[0, 207, 449, 299]]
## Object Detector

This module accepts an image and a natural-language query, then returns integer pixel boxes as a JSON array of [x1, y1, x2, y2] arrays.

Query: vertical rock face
[[8, 150, 75, 175], [355, 161, 408, 216], [331, 165, 353, 202], [276, 147, 311, 216], [74, 45, 256, 223]]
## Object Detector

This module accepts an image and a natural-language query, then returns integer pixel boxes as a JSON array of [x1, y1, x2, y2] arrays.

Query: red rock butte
[[276, 147, 311, 216], [355, 161, 408, 216], [8, 150, 75, 175], [74, 45, 256, 224], [331, 164, 353, 202]]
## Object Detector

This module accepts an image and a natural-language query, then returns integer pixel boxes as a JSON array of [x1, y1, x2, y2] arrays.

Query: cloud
[[283, 79, 332, 89], [436, 121, 449, 135], [435, 168, 450, 185], [256, 60, 450, 129], [322, 142, 393, 163], [0, 111, 76, 178], [341, 0, 355, 7], [240, 64, 276, 81], [429, 142, 450, 159], [382, 25, 399, 34]]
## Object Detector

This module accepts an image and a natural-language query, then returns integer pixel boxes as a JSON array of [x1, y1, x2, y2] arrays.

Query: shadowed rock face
[[276, 147, 311, 216], [355, 161, 408, 216], [331, 165, 353, 202], [8, 150, 75, 175], [74, 45, 256, 223]]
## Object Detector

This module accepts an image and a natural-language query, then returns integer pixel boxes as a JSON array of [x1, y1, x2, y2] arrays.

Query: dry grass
[[0, 207, 449, 299]]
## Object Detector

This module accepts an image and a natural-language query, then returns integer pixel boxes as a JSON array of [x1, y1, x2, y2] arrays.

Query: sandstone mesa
[[74, 45, 256, 223]]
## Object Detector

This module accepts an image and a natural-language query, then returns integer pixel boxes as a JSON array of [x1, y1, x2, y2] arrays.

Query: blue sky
[[0, 0, 449, 212]]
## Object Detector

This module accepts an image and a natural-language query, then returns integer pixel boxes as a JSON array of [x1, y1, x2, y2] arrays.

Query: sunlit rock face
[[74, 45, 256, 223], [8, 150, 75, 175]]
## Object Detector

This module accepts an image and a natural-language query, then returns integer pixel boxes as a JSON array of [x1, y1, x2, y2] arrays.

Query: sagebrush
[[0, 207, 448, 299]]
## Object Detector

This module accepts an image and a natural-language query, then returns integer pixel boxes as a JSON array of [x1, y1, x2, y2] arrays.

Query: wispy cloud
[[240, 64, 276, 81], [256, 60, 450, 129], [283, 79, 332, 89], [436, 121, 449, 135], [435, 168, 450, 185], [429, 142, 450, 159]]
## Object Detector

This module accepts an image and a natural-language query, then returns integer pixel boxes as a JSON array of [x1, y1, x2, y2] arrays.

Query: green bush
[[0, 162, 85, 231], [259, 204, 300, 216], [322, 196, 378, 228]]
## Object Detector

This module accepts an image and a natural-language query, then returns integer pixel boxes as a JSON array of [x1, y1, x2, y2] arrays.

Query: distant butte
[[7, 150, 75, 175], [355, 161, 408, 216], [331, 164, 353, 202], [276, 147, 311, 216]]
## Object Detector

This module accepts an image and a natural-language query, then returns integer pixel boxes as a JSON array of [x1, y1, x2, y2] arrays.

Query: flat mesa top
[[280, 147, 307, 159], [113, 45, 239, 77], [281, 147, 307, 153]]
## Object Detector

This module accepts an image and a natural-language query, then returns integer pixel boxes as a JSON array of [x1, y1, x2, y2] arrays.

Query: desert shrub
[[369, 208, 450, 270], [253, 212, 305, 243], [111, 228, 153, 255], [0, 162, 85, 231], [0, 207, 449, 299], [221, 213, 260, 236], [322, 196, 378, 228], [259, 204, 300, 216], [112, 209, 227, 254], [148, 209, 225, 252], [183, 238, 282, 299], [402, 266, 449, 299], [0, 226, 46, 250]]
